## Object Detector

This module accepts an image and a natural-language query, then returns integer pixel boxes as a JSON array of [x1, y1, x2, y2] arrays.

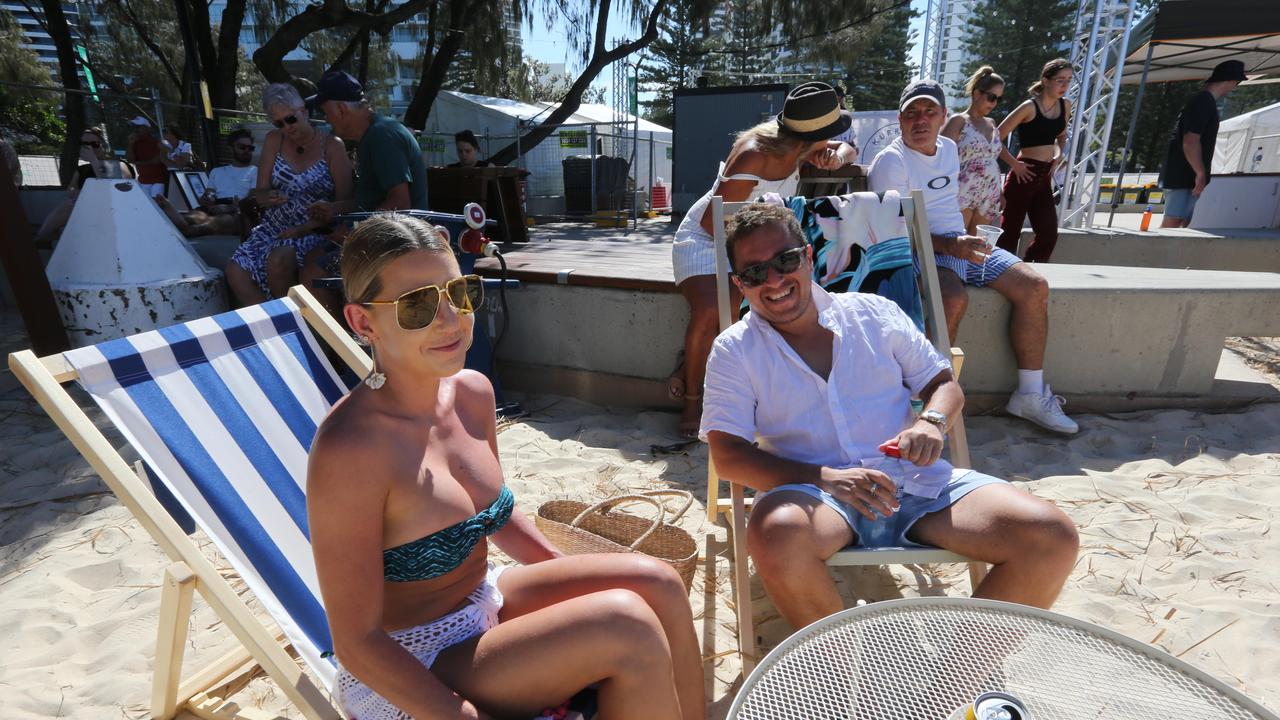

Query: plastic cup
[[975, 224, 1002, 250]]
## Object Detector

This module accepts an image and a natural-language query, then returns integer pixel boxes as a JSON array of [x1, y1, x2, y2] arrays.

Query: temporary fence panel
[[672, 84, 789, 215]]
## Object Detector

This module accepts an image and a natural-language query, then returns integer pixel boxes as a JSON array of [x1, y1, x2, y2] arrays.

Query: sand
[[1, 307, 1277, 718]]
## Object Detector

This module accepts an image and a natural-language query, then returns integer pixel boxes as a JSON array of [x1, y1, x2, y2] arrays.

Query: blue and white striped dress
[[231, 153, 336, 296]]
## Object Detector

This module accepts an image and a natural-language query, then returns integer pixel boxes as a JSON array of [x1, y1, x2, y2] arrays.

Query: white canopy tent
[[1214, 101, 1280, 174], [424, 91, 673, 202]]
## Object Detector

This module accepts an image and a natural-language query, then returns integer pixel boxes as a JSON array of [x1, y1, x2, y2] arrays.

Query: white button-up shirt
[[700, 285, 955, 496]]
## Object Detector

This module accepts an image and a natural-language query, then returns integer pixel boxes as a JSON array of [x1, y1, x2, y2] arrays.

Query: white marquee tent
[[1214, 101, 1280, 175], [423, 91, 673, 207]]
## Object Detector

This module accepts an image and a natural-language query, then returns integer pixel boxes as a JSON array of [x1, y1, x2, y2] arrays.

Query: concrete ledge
[[1020, 227, 1280, 272], [493, 263, 1280, 405]]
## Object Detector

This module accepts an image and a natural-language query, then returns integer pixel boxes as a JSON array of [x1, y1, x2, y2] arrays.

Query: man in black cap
[[306, 70, 427, 217], [1160, 59, 1247, 228]]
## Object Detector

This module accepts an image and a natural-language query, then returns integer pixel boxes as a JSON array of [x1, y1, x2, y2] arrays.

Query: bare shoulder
[[451, 370, 496, 413], [724, 146, 768, 175], [308, 399, 397, 494], [326, 134, 347, 152], [942, 115, 966, 134]]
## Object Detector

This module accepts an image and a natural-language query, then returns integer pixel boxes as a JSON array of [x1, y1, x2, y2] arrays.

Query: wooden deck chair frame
[[704, 191, 988, 670], [7, 286, 367, 720]]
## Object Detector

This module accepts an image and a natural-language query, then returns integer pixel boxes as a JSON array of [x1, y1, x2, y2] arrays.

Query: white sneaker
[[1005, 384, 1079, 434]]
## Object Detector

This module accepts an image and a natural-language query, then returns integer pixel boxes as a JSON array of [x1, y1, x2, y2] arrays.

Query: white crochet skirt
[[335, 564, 507, 719]]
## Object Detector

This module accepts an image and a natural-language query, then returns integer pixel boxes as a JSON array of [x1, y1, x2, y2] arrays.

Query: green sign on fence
[[560, 130, 588, 148], [419, 136, 446, 153], [218, 116, 243, 135]]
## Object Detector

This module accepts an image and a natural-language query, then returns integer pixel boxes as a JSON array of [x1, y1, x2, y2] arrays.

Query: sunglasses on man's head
[[734, 246, 807, 288], [271, 114, 300, 128], [981, 91, 1002, 103], [80, 140, 102, 148], [360, 275, 484, 331]]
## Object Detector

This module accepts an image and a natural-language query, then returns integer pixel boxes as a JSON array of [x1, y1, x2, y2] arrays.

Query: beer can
[[963, 691, 1031, 720]]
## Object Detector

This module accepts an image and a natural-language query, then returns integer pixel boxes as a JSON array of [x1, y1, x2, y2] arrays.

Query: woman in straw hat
[[669, 81, 857, 437]]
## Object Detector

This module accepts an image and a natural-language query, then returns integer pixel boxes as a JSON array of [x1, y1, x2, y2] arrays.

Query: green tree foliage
[[636, 0, 706, 127], [0, 8, 64, 153], [81, 0, 185, 101], [959, 0, 1075, 115], [839, 1, 916, 112]]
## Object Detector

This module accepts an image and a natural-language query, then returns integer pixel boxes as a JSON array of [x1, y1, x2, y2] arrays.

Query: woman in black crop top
[[994, 58, 1074, 262], [308, 215, 704, 720]]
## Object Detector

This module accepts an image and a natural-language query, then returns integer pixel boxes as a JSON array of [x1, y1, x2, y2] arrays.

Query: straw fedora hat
[[776, 81, 852, 141]]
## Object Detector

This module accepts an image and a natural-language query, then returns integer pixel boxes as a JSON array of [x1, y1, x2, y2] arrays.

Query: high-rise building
[[932, 0, 977, 108], [2, 0, 83, 71]]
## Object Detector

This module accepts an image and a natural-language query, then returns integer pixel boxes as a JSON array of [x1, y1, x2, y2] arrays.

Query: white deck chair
[[9, 287, 369, 719], [704, 190, 988, 670]]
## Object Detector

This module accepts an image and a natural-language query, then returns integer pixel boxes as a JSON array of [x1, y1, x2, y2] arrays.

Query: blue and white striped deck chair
[[9, 286, 368, 720]]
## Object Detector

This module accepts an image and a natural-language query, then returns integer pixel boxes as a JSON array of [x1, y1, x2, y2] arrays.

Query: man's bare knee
[[747, 501, 821, 574], [1004, 267, 1049, 307], [1007, 503, 1079, 567]]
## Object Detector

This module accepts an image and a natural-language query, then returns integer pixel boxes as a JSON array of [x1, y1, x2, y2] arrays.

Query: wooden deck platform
[[476, 240, 676, 292]]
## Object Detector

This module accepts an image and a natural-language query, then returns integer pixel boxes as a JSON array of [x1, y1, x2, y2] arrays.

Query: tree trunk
[[211, 0, 249, 109], [486, 0, 669, 166], [40, 0, 84, 186], [401, 29, 465, 129]]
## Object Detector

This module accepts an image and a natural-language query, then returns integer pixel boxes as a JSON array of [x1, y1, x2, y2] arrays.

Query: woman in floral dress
[[942, 66, 1005, 235]]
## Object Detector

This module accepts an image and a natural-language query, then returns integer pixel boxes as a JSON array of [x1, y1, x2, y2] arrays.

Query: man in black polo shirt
[[1160, 60, 1246, 228]]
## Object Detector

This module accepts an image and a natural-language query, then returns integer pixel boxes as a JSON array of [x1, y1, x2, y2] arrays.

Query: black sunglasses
[[271, 114, 300, 129], [360, 275, 484, 331], [981, 91, 1003, 103], [80, 140, 102, 148], [734, 246, 807, 288]]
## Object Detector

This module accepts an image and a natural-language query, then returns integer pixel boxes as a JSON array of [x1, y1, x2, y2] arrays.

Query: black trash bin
[[562, 155, 631, 214]]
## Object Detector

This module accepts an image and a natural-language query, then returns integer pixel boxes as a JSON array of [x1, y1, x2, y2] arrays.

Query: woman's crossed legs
[[432, 554, 704, 720]]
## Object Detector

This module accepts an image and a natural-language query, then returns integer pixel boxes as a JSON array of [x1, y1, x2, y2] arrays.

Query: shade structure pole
[[1059, 0, 1137, 229], [1108, 40, 1155, 228]]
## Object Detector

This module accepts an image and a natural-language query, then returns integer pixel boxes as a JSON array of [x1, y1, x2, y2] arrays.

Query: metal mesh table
[[728, 598, 1277, 720]]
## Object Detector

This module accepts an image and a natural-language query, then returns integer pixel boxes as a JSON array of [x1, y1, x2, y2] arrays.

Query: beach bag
[[535, 490, 698, 591]]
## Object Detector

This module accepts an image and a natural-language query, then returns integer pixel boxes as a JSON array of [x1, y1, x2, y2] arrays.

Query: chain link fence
[[4, 80, 680, 224], [418, 120, 673, 221], [0, 80, 268, 185]]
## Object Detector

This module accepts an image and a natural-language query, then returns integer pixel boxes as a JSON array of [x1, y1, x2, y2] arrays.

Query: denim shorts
[[759, 470, 1005, 548], [1163, 188, 1198, 221]]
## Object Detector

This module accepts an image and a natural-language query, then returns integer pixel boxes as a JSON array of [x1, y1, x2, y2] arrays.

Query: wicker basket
[[536, 490, 699, 591]]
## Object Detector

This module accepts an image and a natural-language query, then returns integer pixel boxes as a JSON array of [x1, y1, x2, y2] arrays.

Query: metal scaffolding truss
[[919, 0, 948, 79], [1058, 0, 1137, 228]]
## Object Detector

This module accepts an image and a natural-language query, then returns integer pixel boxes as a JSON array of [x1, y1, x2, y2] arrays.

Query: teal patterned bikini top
[[382, 486, 514, 582]]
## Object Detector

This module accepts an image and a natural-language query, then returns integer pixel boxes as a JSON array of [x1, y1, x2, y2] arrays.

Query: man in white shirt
[[157, 129, 257, 237], [204, 129, 257, 202], [869, 79, 1076, 434], [701, 203, 1078, 630]]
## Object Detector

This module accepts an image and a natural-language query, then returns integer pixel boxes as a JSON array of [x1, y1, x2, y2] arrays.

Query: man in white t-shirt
[[156, 129, 258, 237], [868, 79, 1076, 434], [204, 129, 257, 202]]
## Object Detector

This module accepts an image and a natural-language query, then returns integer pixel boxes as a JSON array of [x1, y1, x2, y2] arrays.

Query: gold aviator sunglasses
[[360, 274, 484, 331]]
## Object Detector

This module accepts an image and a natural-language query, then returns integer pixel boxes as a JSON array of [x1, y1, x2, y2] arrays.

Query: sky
[[520, 0, 930, 104]]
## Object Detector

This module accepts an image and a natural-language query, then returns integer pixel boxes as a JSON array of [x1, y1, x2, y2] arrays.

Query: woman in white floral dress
[[942, 66, 1005, 235]]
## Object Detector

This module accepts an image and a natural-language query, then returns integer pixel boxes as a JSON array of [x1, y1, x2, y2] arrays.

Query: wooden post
[[0, 152, 70, 354]]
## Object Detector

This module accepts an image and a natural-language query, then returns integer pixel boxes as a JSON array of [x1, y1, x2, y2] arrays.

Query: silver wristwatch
[[919, 409, 948, 430]]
